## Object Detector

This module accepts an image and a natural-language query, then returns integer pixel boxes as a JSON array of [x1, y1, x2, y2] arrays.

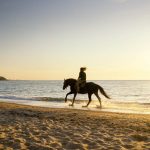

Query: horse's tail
[[98, 85, 110, 99]]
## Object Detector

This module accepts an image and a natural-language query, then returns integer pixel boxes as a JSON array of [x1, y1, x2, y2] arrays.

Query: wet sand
[[0, 102, 150, 150]]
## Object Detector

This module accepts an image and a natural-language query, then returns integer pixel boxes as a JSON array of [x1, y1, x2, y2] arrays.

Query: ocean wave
[[0, 96, 86, 103], [35, 97, 87, 103], [0, 96, 34, 101]]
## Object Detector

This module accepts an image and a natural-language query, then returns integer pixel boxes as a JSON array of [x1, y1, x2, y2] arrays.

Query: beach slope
[[0, 102, 150, 150]]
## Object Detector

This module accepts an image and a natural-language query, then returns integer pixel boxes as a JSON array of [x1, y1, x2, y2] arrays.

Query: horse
[[63, 78, 110, 108]]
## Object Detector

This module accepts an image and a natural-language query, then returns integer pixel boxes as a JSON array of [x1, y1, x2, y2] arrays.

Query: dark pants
[[76, 79, 86, 92]]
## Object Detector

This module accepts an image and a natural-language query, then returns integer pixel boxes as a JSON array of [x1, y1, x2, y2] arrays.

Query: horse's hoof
[[96, 105, 102, 109], [82, 105, 87, 107], [69, 104, 74, 107]]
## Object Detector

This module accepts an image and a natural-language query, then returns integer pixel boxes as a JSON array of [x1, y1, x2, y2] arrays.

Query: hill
[[0, 76, 7, 80]]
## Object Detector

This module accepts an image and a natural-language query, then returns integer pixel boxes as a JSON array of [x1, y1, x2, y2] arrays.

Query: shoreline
[[0, 102, 150, 149], [0, 98, 150, 115]]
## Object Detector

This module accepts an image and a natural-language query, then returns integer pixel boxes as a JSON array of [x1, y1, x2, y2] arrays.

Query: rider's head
[[80, 67, 86, 72]]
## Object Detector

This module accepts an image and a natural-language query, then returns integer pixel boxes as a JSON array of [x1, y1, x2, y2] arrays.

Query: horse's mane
[[68, 78, 76, 80], [66, 78, 77, 82]]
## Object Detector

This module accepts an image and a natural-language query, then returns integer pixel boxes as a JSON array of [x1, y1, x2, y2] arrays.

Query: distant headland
[[0, 76, 7, 80]]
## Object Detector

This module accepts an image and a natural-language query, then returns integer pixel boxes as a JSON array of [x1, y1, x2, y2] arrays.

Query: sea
[[0, 80, 150, 114]]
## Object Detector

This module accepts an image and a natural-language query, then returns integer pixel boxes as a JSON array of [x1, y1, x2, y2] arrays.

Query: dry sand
[[0, 102, 150, 150]]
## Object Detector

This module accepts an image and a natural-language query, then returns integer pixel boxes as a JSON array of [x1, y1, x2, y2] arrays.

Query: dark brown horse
[[63, 78, 110, 108]]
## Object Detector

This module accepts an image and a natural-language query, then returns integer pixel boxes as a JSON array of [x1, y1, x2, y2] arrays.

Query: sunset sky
[[0, 0, 150, 80]]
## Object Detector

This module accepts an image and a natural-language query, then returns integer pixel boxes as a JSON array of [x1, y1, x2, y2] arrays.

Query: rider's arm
[[78, 72, 81, 80]]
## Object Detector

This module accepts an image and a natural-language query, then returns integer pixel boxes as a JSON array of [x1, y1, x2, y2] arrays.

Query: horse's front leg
[[69, 93, 77, 106], [65, 91, 73, 102]]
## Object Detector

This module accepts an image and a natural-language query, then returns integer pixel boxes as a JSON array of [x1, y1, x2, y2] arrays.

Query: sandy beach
[[0, 102, 150, 150]]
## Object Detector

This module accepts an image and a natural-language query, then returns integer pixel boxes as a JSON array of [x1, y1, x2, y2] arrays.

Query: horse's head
[[63, 78, 76, 90], [63, 79, 68, 90]]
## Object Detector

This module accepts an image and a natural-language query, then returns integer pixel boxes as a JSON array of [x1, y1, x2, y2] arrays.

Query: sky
[[0, 0, 150, 80]]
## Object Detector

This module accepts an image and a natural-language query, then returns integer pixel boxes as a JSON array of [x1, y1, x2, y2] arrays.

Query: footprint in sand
[[130, 134, 149, 142], [66, 141, 84, 149]]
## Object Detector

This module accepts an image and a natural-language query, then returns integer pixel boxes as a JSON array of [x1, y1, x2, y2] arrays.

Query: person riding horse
[[63, 67, 110, 107], [63, 78, 110, 107], [76, 67, 87, 92]]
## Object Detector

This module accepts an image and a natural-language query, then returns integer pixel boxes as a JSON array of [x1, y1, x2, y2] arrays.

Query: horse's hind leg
[[82, 93, 92, 107], [94, 92, 102, 108]]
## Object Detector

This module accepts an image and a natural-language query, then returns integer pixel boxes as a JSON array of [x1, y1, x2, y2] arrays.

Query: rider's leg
[[75, 79, 81, 92]]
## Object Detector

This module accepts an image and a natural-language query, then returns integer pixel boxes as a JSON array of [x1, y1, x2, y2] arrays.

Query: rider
[[76, 67, 87, 92]]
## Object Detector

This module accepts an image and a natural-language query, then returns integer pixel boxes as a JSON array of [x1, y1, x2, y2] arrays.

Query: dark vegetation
[[0, 76, 7, 80]]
